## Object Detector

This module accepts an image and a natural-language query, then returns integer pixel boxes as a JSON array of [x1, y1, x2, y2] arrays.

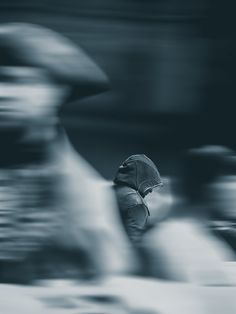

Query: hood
[[114, 154, 162, 197]]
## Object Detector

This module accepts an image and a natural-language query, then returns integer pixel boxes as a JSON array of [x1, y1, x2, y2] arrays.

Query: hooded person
[[113, 154, 163, 245], [0, 22, 133, 283]]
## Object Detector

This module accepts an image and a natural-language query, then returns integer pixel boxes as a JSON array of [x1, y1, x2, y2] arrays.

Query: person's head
[[177, 146, 234, 208], [207, 155, 236, 221], [0, 23, 109, 129], [0, 65, 69, 128], [114, 154, 163, 197]]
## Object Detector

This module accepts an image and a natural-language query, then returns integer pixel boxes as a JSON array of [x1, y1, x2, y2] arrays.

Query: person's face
[[144, 187, 153, 195], [0, 66, 68, 128]]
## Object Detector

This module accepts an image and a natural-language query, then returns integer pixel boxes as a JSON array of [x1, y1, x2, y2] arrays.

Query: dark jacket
[[113, 154, 162, 244]]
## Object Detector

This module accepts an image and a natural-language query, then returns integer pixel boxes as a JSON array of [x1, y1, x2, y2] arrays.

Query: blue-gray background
[[0, 0, 235, 178]]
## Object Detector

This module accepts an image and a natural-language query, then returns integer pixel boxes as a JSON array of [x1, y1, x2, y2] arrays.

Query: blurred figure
[[0, 22, 132, 284], [208, 155, 236, 255], [144, 146, 236, 285]]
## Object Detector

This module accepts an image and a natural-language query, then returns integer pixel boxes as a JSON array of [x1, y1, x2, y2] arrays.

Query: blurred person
[[0, 22, 133, 284], [208, 155, 236, 256], [143, 146, 236, 285]]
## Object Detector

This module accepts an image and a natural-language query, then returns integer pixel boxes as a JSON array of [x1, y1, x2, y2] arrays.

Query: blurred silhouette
[[0, 22, 132, 284], [143, 146, 236, 285], [208, 155, 236, 256]]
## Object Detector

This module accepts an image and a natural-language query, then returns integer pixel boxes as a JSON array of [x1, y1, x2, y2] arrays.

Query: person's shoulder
[[114, 185, 143, 208]]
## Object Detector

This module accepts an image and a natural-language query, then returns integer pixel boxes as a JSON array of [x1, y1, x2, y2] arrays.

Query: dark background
[[0, 0, 235, 178]]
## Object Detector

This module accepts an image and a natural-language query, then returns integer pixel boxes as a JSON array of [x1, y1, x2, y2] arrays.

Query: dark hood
[[114, 154, 162, 197]]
